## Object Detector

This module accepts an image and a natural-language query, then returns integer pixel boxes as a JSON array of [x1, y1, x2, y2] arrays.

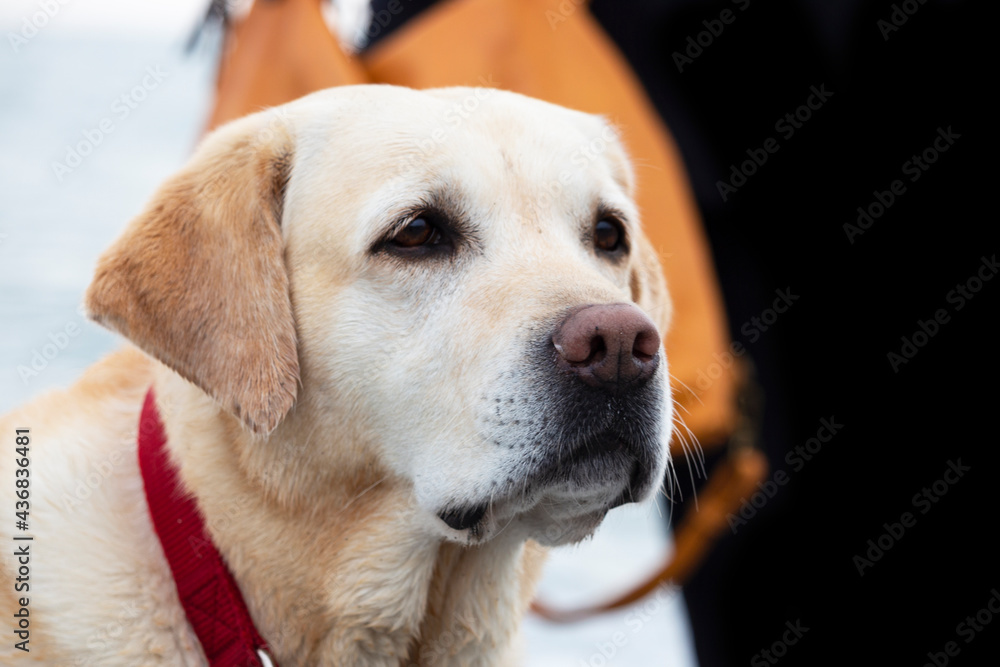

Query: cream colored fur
[[0, 85, 672, 666]]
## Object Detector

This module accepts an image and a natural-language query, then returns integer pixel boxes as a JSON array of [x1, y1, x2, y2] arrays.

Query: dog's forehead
[[305, 85, 602, 136], [291, 85, 622, 182], [284, 86, 633, 251]]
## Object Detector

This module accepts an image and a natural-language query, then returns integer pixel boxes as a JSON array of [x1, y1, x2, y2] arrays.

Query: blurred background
[[1, 0, 992, 665]]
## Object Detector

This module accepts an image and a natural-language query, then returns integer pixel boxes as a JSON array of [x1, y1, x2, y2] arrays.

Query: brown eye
[[392, 217, 441, 248], [594, 219, 624, 252]]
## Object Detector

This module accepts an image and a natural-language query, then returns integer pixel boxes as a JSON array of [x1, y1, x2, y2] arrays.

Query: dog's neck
[[151, 368, 544, 666]]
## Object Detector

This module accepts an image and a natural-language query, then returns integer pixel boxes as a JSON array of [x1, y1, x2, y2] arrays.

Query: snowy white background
[[0, 2, 698, 664]]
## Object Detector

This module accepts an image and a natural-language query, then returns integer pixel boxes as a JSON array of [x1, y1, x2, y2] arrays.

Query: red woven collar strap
[[138, 389, 276, 667]]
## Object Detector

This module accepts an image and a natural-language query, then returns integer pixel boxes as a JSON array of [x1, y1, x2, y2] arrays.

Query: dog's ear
[[630, 229, 672, 336], [85, 110, 298, 434]]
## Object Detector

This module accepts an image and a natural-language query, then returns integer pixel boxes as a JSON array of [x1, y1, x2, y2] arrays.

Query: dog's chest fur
[[0, 348, 544, 666]]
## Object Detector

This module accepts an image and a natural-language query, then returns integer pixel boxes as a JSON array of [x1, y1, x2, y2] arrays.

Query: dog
[[1, 84, 673, 665]]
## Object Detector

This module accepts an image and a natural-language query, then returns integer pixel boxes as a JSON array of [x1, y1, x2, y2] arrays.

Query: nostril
[[553, 330, 606, 366], [633, 329, 659, 362], [586, 333, 607, 365]]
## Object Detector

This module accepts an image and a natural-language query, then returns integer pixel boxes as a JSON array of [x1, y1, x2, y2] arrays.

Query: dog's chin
[[435, 501, 613, 547], [434, 446, 658, 546]]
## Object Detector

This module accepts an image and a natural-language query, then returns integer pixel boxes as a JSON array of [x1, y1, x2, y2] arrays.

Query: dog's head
[[86, 85, 673, 546]]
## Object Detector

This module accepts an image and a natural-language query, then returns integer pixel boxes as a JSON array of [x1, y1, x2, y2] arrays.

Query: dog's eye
[[392, 216, 443, 248], [594, 218, 624, 253]]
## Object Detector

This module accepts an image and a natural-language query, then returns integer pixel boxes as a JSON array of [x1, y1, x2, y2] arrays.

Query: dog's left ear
[[630, 229, 672, 336], [85, 110, 298, 434]]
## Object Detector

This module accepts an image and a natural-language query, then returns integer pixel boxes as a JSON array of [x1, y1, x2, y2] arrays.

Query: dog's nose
[[553, 304, 660, 390]]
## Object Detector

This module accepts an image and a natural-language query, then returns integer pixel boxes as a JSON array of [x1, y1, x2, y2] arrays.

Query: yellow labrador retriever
[[0, 85, 673, 666]]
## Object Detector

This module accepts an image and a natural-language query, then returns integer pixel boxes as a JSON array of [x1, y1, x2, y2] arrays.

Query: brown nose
[[553, 304, 661, 390]]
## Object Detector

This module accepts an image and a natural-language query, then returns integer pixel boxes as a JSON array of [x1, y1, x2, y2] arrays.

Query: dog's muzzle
[[438, 302, 669, 540]]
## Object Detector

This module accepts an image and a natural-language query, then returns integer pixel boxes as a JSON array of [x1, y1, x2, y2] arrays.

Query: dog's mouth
[[526, 429, 652, 502], [436, 427, 657, 542], [438, 504, 489, 533]]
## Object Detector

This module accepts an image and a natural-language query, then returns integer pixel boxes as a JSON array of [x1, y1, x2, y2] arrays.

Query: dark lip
[[554, 428, 641, 470], [436, 435, 644, 536], [554, 432, 630, 467], [518, 428, 652, 504], [608, 458, 649, 509], [438, 439, 648, 538], [438, 504, 488, 535]]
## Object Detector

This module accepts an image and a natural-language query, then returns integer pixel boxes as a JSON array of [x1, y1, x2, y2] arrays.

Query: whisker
[[669, 372, 706, 408]]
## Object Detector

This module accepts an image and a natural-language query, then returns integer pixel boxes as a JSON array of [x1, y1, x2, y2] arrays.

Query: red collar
[[138, 389, 277, 667]]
